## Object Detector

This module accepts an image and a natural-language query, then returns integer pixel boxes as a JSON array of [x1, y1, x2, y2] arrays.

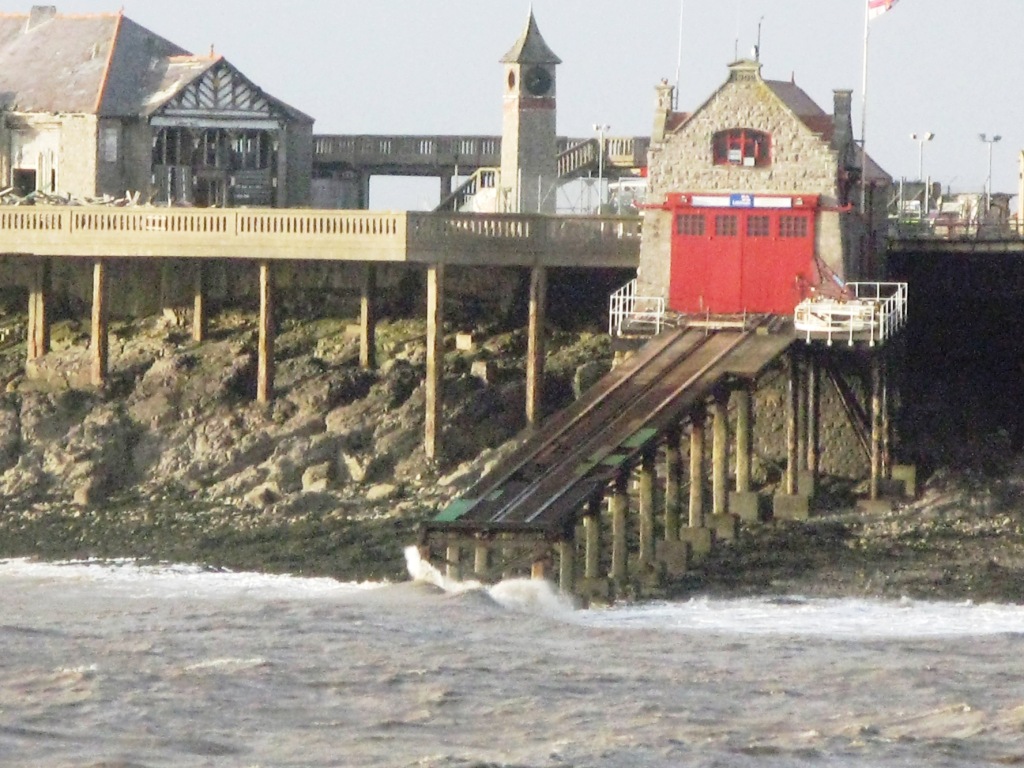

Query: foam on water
[[404, 546, 576, 617], [576, 595, 1024, 639], [0, 558, 381, 600]]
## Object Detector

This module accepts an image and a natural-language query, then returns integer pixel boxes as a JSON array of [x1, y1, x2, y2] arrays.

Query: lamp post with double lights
[[979, 133, 1002, 219], [910, 132, 934, 220], [593, 123, 609, 213]]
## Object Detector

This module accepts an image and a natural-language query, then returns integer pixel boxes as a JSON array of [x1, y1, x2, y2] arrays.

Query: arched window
[[712, 129, 771, 167]]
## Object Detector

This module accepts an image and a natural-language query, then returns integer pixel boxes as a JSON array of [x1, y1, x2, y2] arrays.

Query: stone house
[[0, 5, 313, 207], [637, 59, 892, 316]]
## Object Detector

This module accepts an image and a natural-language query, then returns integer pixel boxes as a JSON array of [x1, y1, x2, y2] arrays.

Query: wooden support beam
[[90, 259, 108, 387], [257, 261, 275, 404], [27, 257, 50, 362], [474, 541, 491, 580], [558, 539, 575, 593], [735, 387, 752, 494], [610, 471, 629, 583], [688, 406, 706, 528], [446, 543, 462, 581], [638, 446, 656, 569], [712, 389, 730, 517], [425, 264, 445, 460], [806, 350, 821, 489], [786, 350, 799, 495], [360, 263, 378, 370], [663, 425, 682, 542], [525, 266, 547, 429], [796, 349, 808, 472], [192, 261, 207, 343], [870, 354, 883, 501], [584, 495, 602, 580]]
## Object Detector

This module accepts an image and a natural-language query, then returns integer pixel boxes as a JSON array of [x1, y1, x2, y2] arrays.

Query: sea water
[[2, 550, 1023, 767]]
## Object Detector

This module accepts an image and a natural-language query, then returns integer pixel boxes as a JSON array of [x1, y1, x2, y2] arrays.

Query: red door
[[669, 197, 818, 315]]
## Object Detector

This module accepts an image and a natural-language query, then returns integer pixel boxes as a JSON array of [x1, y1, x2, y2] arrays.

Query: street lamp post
[[910, 131, 934, 219], [980, 132, 1002, 218], [593, 123, 609, 214]]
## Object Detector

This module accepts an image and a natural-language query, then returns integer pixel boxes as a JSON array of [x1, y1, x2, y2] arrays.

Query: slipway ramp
[[421, 318, 793, 540]]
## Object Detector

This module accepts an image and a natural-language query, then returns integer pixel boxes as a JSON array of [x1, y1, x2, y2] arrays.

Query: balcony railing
[[794, 282, 908, 346]]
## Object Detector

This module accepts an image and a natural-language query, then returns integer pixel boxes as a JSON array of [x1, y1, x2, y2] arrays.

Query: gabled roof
[[0, 8, 311, 122], [500, 10, 561, 65]]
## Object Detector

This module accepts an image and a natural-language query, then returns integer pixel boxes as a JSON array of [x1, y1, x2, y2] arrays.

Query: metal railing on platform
[[794, 282, 908, 346], [608, 278, 666, 336]]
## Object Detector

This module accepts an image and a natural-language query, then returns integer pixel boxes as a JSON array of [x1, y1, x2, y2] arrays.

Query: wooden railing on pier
[[0, 207, 641, 268]]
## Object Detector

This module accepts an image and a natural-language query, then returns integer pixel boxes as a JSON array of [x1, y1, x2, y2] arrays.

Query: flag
[[868, 0, 899, 20]]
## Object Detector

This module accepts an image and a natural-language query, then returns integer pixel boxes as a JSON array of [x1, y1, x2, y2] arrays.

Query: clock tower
[[500, 11, 561, 214]]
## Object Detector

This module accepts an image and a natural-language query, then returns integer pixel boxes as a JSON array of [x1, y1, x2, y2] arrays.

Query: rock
[[574, 360, 609, 399], [339, 451, 392, 484], [471, 360, 496, 384], [244, 483, 282, 508], [365, 483, 397, 502], [302, 463, 332, 492]]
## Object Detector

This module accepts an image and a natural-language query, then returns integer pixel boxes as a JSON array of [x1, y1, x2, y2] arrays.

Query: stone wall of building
[[637, 68, 846, 301]]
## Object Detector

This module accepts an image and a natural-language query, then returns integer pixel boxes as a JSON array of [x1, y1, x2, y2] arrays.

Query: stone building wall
[[637, 66, 846, 300]]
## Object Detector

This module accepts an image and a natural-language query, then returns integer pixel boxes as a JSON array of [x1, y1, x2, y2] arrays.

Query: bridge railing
[[0, 206, 641, 267], [314, 134, 649, 174], [794, 282, 908, 346], [314, 135, 504, 169]]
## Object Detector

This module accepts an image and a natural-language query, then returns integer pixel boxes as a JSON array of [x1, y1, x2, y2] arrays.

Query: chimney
[[832, 89, 853, 153], [652, 79, 675, 144], [27, 6, 57, 31]]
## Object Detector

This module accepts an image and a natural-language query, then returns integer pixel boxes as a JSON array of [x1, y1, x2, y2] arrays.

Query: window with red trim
[[779, 215, 809, 238], [747, 215, 770, 237], [715, 214, 738, 236], [676, 213, 705, 236], [712, 129, 772, 167]]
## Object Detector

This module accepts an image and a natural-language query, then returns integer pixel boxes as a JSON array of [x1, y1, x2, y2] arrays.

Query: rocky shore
[[1, 305, 1023, 603]]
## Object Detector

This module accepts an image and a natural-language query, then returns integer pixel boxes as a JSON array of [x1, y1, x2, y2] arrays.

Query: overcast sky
[[21, 0, 1024, 208]]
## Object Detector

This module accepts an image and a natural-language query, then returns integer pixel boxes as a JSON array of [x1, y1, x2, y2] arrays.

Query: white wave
[[0, 558, 382, 600], [404, 546, 576, 617], [576, 595, 1024, 639]]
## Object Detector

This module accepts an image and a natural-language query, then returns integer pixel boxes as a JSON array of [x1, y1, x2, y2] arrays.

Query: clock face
[[523, 66, 552, 96]]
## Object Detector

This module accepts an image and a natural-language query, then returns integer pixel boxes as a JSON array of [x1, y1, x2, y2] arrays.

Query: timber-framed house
[[0, 5, 313, 207]]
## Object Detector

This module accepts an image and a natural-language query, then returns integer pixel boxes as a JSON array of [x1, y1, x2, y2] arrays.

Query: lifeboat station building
[[636, 58, 892, 318]]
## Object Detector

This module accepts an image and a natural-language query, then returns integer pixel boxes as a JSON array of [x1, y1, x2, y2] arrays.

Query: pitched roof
[[500, 10, 561, 65], [0, 9, 311, 122]]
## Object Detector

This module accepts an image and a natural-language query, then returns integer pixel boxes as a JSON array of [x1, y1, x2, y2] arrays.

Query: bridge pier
[[638, 446, 656, 571], [663, 425, 683, 542], [774, 348, 811, 521], [90, 259, 108, 387], [446, 543, 463, 581], [558, 538, 575, 594], [474, 539, 491, 580], [360, 264, 377, 370], [526, 266, 547, 429], [257, 261, 275, 404], [425, 264, 445, 460], [610, 470, 629, 584], [679, 405, 713, 561], [27, 257, 50, 362], [730, 384, 761, 523], [805, 350, 821, 497], [192, 262, 207, 343], [870, 354, 884, 501]]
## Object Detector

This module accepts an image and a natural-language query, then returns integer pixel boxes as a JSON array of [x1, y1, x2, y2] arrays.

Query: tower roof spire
[[500, 9, 561, 65]]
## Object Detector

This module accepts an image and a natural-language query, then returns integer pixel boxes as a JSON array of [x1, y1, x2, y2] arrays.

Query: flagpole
[[860, 0, 870, 211]]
